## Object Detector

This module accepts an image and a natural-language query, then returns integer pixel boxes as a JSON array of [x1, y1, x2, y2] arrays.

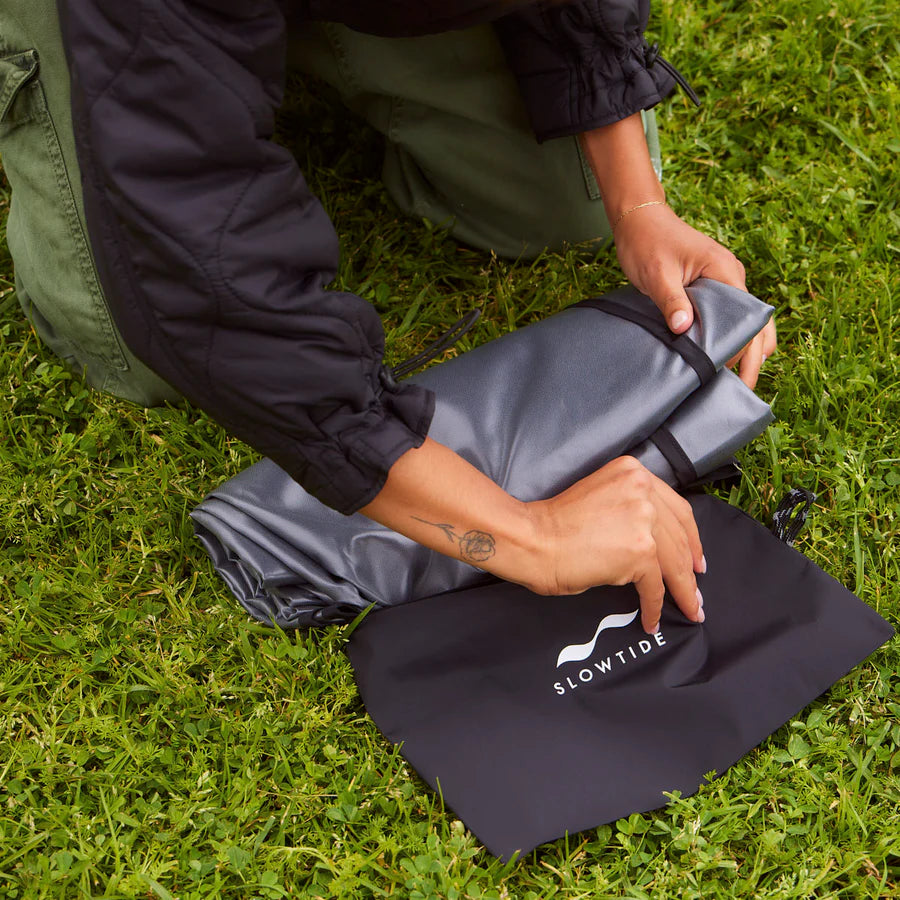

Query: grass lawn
[[1, 0, 898, 896]]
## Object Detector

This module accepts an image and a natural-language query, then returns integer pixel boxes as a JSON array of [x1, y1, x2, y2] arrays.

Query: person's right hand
[[524, 456, 705, 634]]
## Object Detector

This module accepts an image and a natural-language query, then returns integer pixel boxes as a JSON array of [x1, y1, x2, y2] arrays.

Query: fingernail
[[696, 588, 704, 608], [650, 622, 660, 635], [670, 310, 690, 331], [696, 607, 705, 623], [762, 354, 768, 364], [700, 555, 707, 574]]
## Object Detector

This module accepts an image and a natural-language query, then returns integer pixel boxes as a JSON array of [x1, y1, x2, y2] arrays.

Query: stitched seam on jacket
[[156, 0, 270, 121], [79, 78, 224, 400], [71, 2, 145, 105], [537, 7, 579, 142], [590, 3, 625, 56], [149, 2, 281, 401], [209, 165, 375, 409], [211, 166, 259, 323], [203, 172, 256, 397]]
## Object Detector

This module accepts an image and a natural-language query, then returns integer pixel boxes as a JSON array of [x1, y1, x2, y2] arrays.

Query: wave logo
[[555, 609, 639, 668]]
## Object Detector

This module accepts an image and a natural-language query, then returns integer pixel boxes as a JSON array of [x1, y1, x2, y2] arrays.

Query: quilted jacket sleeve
[[58, 0, 434, 515], [493, 0, 677, 141]]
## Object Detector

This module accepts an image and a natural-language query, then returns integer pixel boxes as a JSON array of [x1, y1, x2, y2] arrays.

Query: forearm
[[579, 113, 665, 224], [359, 437, 545, 589], [361, 438, 705, 632]]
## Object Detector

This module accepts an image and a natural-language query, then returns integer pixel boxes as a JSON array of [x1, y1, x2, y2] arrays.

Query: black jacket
[[58, 0, 676, 513]]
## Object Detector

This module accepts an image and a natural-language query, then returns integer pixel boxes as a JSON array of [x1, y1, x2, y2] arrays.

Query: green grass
[[1, 0, 899, 896]]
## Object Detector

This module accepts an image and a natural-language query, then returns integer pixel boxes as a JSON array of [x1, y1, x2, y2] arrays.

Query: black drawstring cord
[[645, 42, 701, 108], [390, 309, 482, 380], [771, 488, 817, 546]]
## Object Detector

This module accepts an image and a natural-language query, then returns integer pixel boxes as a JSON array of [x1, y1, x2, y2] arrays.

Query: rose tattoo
[[412, 517, 497, 565]]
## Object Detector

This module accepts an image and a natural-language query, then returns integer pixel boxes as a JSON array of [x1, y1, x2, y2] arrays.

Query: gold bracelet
[[611, 199, 667, 232]]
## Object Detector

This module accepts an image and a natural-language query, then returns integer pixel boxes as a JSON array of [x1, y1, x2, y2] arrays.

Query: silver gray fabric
[[630, 369, 774, 484], [191, 279, 774, 627]]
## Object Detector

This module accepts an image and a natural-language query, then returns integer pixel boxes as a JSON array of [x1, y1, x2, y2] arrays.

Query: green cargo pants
[[0, 5, 661, 405], [287, 22, 662, 260]]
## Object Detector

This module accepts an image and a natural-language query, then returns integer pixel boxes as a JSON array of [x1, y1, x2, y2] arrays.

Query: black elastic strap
[[683, 460, 742, 491], [771, 488, 817, 546], [391, 309, 482, 379], [647, 426, 698, 489], [574, 298, 717, 386]]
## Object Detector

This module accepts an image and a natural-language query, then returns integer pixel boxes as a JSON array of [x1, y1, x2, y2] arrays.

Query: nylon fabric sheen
[[630, 369, 773, 484]]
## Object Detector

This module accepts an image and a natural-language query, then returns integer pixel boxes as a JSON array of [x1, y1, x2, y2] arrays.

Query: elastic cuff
[[280, 381, 436, 516]]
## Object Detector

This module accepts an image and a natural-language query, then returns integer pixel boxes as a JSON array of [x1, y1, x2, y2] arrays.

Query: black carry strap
[[573, 298, 717, 387], [771, 488, 817, 546], [391, 309, 482, 379], [684, 460, 742, 491], [647, 425, 699, 488]]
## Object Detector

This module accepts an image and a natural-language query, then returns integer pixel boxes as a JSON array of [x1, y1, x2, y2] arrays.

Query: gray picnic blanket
[[192, 279, 773, 627]]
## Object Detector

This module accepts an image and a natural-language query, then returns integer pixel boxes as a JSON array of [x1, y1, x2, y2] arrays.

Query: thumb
[[651, 281, 694, 334]]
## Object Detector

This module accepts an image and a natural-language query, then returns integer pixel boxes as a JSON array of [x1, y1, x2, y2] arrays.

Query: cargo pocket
[[0, 48, 130, 380]]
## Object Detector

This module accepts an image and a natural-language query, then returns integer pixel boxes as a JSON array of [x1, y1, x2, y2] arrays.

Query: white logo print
[[555, 609, 639, 667]]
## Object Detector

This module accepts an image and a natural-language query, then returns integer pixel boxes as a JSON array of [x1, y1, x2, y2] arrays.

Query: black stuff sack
[[347, 493, 894, 860]]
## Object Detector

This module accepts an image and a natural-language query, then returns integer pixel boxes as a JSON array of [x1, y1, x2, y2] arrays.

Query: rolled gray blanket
[[192, 279, 773, 627]]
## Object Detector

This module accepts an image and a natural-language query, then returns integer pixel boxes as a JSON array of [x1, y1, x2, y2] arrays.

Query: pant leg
[[0, 0, 179, 405], [286, 22, 662, 260]]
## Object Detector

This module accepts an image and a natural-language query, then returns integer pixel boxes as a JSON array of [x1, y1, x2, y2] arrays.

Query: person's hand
[[524, 456, 705, 634], [613, 202, 777, 389]]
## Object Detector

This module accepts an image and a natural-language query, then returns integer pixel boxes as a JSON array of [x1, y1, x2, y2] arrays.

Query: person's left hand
[[613, 202, 777, 389]]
